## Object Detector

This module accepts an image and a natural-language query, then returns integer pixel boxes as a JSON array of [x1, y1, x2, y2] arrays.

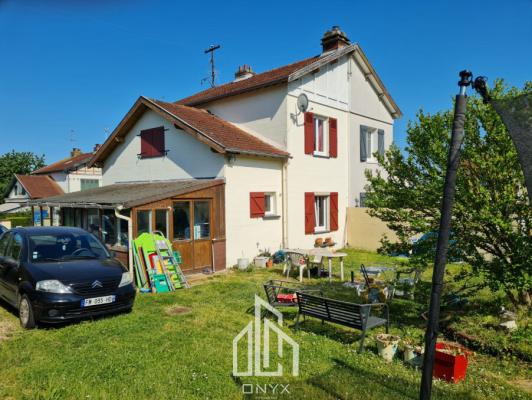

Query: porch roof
[[28, 179, 224, 210]]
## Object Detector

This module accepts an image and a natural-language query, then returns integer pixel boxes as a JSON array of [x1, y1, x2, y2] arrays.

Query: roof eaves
[[226, 148, 289, 158]]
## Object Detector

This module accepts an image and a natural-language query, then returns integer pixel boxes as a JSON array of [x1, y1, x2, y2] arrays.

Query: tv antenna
[[202, 44, 220, 87]]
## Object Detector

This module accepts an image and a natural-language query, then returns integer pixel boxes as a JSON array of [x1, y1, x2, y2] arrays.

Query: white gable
[[102, 110, 225, 185]]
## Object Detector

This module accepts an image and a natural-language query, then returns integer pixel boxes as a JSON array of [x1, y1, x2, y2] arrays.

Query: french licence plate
[[81, 295, 116, 307]]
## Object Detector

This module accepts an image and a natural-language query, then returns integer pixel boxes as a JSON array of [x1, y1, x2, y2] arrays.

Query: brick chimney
[[321, 26, 351, 53], [70, 148, 82, 157], [234, 64, 255, 82]]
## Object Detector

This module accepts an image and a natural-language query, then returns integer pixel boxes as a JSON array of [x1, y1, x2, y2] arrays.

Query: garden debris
[[0, 318, 16, 342]]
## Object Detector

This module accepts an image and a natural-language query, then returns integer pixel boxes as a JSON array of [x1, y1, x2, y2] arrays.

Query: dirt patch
[[165, 306, 192, 316], [511, 379, 532, 393], [0, 319, 17, 342]]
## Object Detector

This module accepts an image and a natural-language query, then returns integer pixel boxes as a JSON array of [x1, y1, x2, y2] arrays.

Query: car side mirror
[[0, 256, 19, 269]]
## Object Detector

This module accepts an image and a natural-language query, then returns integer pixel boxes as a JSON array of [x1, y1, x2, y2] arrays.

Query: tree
[[0, 150, 46, 201], [365, 80, 532, 307]]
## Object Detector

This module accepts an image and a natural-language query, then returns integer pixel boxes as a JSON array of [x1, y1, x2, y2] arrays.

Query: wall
[[345, 207, 398, 251], [283, 55, 363, 250], [203, 85, 288, 149], [223, 155, 284, 267], [67, 166, 102, 192], [102, 110, 225, 185], [348, 56, 394, 207]]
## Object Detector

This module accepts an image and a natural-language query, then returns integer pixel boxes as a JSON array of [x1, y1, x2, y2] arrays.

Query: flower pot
[[433, 342, 469, 383], [376, 334, 400, 362], [254, 256, 268, 268], [237, 258, 249, 270], [266, 259, 273, 268], [403, 344, 424, 362]]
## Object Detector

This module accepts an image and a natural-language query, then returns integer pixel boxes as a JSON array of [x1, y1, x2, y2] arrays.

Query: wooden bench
[[295, 291, 389, 352]]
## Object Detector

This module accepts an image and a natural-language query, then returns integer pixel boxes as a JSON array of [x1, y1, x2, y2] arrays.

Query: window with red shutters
[[304, 192, 315, 234], [140, 126, 165, 158], [330, 192, 338, 231], [250, 192, 265, 218], [304, 112, 314, 155], [329, 117, 337, 158]]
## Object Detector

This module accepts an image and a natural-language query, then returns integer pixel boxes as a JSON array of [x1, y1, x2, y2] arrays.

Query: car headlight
[[36, 280, 73, 294], [118, 272, 133, 287]]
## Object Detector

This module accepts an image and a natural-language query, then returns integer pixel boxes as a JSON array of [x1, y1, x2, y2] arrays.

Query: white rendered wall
[[224, 156, 284, 267], [102, 110, 225, 185], [202, 85, 288, 150]]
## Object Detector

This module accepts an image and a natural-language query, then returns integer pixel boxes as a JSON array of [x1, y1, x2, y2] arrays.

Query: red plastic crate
[[276, 293, 298, 303], [433, 342, 469, 383]]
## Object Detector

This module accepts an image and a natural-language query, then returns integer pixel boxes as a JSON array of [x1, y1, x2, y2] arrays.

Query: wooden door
[[171, 200, 212, 272]]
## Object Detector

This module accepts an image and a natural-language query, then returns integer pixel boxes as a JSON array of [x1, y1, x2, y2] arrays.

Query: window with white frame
[[366, 128, 377, 162], [314, 195, 329, 232], [313, 116, 328, 156], [264, 192, 277, 216]]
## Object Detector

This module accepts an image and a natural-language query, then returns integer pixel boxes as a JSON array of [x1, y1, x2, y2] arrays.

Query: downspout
[[282, 160, 288, 249], [115, 206, 133, 274]]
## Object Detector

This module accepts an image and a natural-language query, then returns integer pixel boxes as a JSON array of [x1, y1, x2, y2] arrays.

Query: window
[[0, 233, 12, 256], [140, 126, 165, 158], [264, 193, 276, 216], [27, 232, 109, 262], [137, 210, 152, 235], [173, 202, 191, 240], [87, 209, 101, 236], [359, 192, 367, 207], [361, 126, 385, 162], [102, 210, 117, 245], [314, 195, 329, 232], [155, 209, 169, 238], [194, 201, 211, 240], [7, 233, 22, 260], [313, 116, 328, 156], [80, 179, 100, 191]]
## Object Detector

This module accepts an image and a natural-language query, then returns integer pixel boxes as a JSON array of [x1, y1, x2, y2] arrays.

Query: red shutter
[[304, 112, 314, 155], [330, 192, 338, 231], [152, 127, 165, 156], [329, 118, 337, 158], [250, 192, 265, 218], [140, 129, 155, 158], [304, 192, 315, 234]]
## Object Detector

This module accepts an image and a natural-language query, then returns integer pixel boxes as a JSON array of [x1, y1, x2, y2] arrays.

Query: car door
[[3, 233, 23, 305], [0, 232, 13, 301]]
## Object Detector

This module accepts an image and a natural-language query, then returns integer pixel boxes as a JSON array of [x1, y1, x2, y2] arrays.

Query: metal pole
[[419, 70, 472, 400]]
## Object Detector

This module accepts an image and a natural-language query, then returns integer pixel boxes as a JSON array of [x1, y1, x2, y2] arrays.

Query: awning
[[28, 179, 224, 209]]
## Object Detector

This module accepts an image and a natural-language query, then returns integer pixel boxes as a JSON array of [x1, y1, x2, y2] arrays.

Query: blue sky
[[0, 0, 530, 163]]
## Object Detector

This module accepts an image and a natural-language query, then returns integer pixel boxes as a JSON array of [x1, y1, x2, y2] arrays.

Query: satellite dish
[[297, 93, 309, 113]]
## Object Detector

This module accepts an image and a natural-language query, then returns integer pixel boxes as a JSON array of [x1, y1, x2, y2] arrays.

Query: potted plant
[[400, 329, 424, 364], [254, 250, 271, 268], [376, 333, 400, 362], [433, 342, 470, 383]]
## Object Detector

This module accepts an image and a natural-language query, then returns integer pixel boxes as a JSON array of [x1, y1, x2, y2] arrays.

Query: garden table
[[284, 248, 348, 282]]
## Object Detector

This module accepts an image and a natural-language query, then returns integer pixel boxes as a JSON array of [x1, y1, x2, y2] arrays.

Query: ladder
[[152, 231, 190, 289]]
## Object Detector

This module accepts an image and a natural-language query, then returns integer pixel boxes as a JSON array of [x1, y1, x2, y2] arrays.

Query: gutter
[[115, 207, 133, 274]]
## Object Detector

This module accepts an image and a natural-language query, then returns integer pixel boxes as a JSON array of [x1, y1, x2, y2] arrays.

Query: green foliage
[[0, 211, 32, 227], [0, 150, 45, 200], [365, 80, 532, 305]]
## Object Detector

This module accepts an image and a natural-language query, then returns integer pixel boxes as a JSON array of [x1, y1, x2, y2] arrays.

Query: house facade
[[33, 27, 400, 271]]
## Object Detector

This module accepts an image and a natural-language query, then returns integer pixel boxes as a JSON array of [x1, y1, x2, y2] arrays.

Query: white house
[[2, 148, 102, 219], [33, 27, 400, 271]]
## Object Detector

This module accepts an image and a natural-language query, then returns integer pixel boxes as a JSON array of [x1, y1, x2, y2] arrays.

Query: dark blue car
[[0, 226, 135, 329]]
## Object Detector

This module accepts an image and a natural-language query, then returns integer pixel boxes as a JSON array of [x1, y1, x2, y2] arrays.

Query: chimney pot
[[321, 26, 351, 53], [70, 148, 82, 157], [234, 64, 255, 81]]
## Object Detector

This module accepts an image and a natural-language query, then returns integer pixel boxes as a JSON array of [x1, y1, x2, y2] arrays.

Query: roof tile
[[15, 175, 64, 199], [32, 153, 94, 175]]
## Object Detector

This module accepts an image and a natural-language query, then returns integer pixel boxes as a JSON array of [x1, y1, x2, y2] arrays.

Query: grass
[[0, 249, 530, 400]]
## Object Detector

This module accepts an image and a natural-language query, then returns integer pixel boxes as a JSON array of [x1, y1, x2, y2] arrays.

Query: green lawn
[[0, 249, 530, 400]]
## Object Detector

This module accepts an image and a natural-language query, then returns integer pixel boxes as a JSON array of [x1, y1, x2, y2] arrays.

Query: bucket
[[237, 258, 249, 270], [403, 345, 424, 362], [254, 256, 268, 268], [376, 334, 400, 362]]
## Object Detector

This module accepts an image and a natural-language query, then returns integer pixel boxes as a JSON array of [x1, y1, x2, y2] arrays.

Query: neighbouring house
[[2, 147, 102, 220], [30, 26, 401, 272]]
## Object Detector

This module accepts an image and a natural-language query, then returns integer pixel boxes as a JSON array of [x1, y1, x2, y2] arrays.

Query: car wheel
[[19, 294, 36, 329]]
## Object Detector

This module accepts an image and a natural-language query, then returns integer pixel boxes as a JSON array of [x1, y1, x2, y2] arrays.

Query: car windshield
[[28, 232, 110, 262]]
